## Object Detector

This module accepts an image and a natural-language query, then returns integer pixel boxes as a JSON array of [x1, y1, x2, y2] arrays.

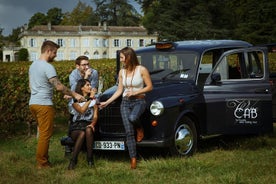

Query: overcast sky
[[0, 0, 141, 36]]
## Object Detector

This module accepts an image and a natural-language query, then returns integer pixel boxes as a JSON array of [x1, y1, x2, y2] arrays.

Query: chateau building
[[3, 22, 157, 62]]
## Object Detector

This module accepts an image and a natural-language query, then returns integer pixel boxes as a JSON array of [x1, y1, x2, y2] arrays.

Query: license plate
[[93, 141, 125, 150]]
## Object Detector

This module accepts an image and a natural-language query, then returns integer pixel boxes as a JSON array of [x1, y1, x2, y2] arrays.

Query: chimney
[[23, 24, 28, 31], [47, 22, 51, 31], [79, 24, 82, 32], [103, 21, 107, 31]]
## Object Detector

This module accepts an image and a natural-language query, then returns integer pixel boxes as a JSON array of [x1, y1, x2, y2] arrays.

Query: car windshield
[[137, 51, 199, 80]]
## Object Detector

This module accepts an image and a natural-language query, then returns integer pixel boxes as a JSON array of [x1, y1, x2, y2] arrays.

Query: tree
[[28, 12, 48, 29], [182, 2, 213, 40], [142, 0, 214, 41], [94, 0, 141, 26], [0, 27, 3, 47], [135, 0, 152, 14], [46, 8, 64, 25], [61, 1, 97, 25], [229, 0, 276, 44], [28, 8, 64, 29], [0, 27, 3, 61], [140, 0, 276, 43], [7, 27, 22, 46]]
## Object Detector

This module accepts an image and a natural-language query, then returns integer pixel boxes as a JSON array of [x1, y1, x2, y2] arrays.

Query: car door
[[203, 47, 273, 135]]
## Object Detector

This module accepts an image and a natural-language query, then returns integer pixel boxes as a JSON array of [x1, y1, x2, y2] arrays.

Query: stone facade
[[13, 23, 158, 61]]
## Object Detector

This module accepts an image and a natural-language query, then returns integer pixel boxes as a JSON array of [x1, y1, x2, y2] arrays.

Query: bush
[[0, 59, 116, 136], [18, 48, 29, 61]]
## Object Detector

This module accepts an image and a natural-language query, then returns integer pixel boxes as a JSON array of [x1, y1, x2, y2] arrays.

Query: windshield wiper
[[162, 69, 190, 81], [150, 69, 165, 74]]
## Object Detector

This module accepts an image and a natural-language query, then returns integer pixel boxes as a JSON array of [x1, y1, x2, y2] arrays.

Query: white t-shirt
[[68, 99, 96, 122]]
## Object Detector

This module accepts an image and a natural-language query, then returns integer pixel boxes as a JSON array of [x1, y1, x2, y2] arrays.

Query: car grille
[[98, 102, 125, 134]]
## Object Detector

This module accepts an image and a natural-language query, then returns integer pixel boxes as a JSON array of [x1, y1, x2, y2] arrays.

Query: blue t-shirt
[[69, 68, 98, 91], [29, 60, 57, 105]]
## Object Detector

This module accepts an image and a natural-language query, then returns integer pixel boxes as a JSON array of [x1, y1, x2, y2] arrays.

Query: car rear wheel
[[169, 116, 197, 156]]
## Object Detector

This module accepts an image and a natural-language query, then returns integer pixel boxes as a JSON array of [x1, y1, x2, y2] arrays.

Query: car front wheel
[[169, 116, 197, 156]]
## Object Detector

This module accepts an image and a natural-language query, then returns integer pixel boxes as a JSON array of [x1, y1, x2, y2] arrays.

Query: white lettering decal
[[227, 99, 259, 125]]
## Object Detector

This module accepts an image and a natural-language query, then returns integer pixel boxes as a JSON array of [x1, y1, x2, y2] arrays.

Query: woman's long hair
[[120, 47, 139, 71], [75, 79, 90, 96]]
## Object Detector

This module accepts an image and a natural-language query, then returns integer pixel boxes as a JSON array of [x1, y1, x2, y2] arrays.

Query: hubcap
[[175, 124, 193, 155]]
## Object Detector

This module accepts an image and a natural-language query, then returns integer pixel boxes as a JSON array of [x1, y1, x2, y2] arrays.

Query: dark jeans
[[120, 98, 146, 158]]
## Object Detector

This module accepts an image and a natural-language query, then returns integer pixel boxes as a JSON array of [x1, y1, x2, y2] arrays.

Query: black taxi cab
[[89, 40, 274, 156]]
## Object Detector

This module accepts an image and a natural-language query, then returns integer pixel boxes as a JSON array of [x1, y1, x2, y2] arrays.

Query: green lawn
[[0, 118, 275, 184]]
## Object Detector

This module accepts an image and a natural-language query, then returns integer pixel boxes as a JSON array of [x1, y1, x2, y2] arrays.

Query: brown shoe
[[136, 127, 144, 142], [130, 157, 136, 169]]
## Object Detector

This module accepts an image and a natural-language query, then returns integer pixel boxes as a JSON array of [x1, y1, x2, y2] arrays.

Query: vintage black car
[[71, 40, 275, 156]]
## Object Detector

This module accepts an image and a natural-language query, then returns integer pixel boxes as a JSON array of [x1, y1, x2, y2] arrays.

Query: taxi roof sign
[[155, 42, 174, 50]]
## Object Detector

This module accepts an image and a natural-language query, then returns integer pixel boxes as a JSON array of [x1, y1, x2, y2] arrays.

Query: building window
[[56, 51, 64, 61], [70, 51, 77, 60], [139, 39, 144, 47], [57, 39, 64, 47], [93, 51, 99, 59], [84, 51, 90, 58], [114, 39, 120, 47], [103, 51, 107, 59], [94, 39, 100, 47], [126, 39, 132, 47], [103, 39, 108, 47], [30, 52, 38, 61], [70, 39, 76, 48], [30, 38, 36, 47], [83, 38, 89, 47]]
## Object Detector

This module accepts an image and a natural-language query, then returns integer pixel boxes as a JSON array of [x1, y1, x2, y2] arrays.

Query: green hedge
[[0, 59, 116, 136]]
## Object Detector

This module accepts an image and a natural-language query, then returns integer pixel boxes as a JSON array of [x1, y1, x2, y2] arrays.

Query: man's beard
[[48, 57, 55, 62]]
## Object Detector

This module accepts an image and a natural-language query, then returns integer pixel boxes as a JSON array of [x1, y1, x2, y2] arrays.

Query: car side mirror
[[211, 72, 221, 85]]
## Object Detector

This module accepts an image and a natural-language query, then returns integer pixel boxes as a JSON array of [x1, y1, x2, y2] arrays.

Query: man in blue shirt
[[69, 55, 99, 92]]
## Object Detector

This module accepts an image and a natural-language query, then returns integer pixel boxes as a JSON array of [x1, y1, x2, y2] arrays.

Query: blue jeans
[[120, 98, 146, 158]]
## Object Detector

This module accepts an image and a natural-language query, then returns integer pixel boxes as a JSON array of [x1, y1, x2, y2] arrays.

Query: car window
[[213, 51, 264, 80], [246, 51, 264, 78], [137, 51, 199, 80]]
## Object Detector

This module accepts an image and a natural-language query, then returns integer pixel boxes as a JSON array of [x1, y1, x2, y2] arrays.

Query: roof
[[136, 40, 252, 53], [28, 25, 148, 33]]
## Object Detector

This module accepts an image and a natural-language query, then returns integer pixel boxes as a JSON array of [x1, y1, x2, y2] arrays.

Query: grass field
[[0, 117, 276, 184], [1, 46, 276, 184]]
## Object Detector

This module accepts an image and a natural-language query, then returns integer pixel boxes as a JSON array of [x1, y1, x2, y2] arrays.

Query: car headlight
[[150, 101, 164, 116]]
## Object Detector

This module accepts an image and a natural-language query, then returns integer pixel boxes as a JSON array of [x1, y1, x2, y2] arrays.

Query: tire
[[169, 116, 197, 156]]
